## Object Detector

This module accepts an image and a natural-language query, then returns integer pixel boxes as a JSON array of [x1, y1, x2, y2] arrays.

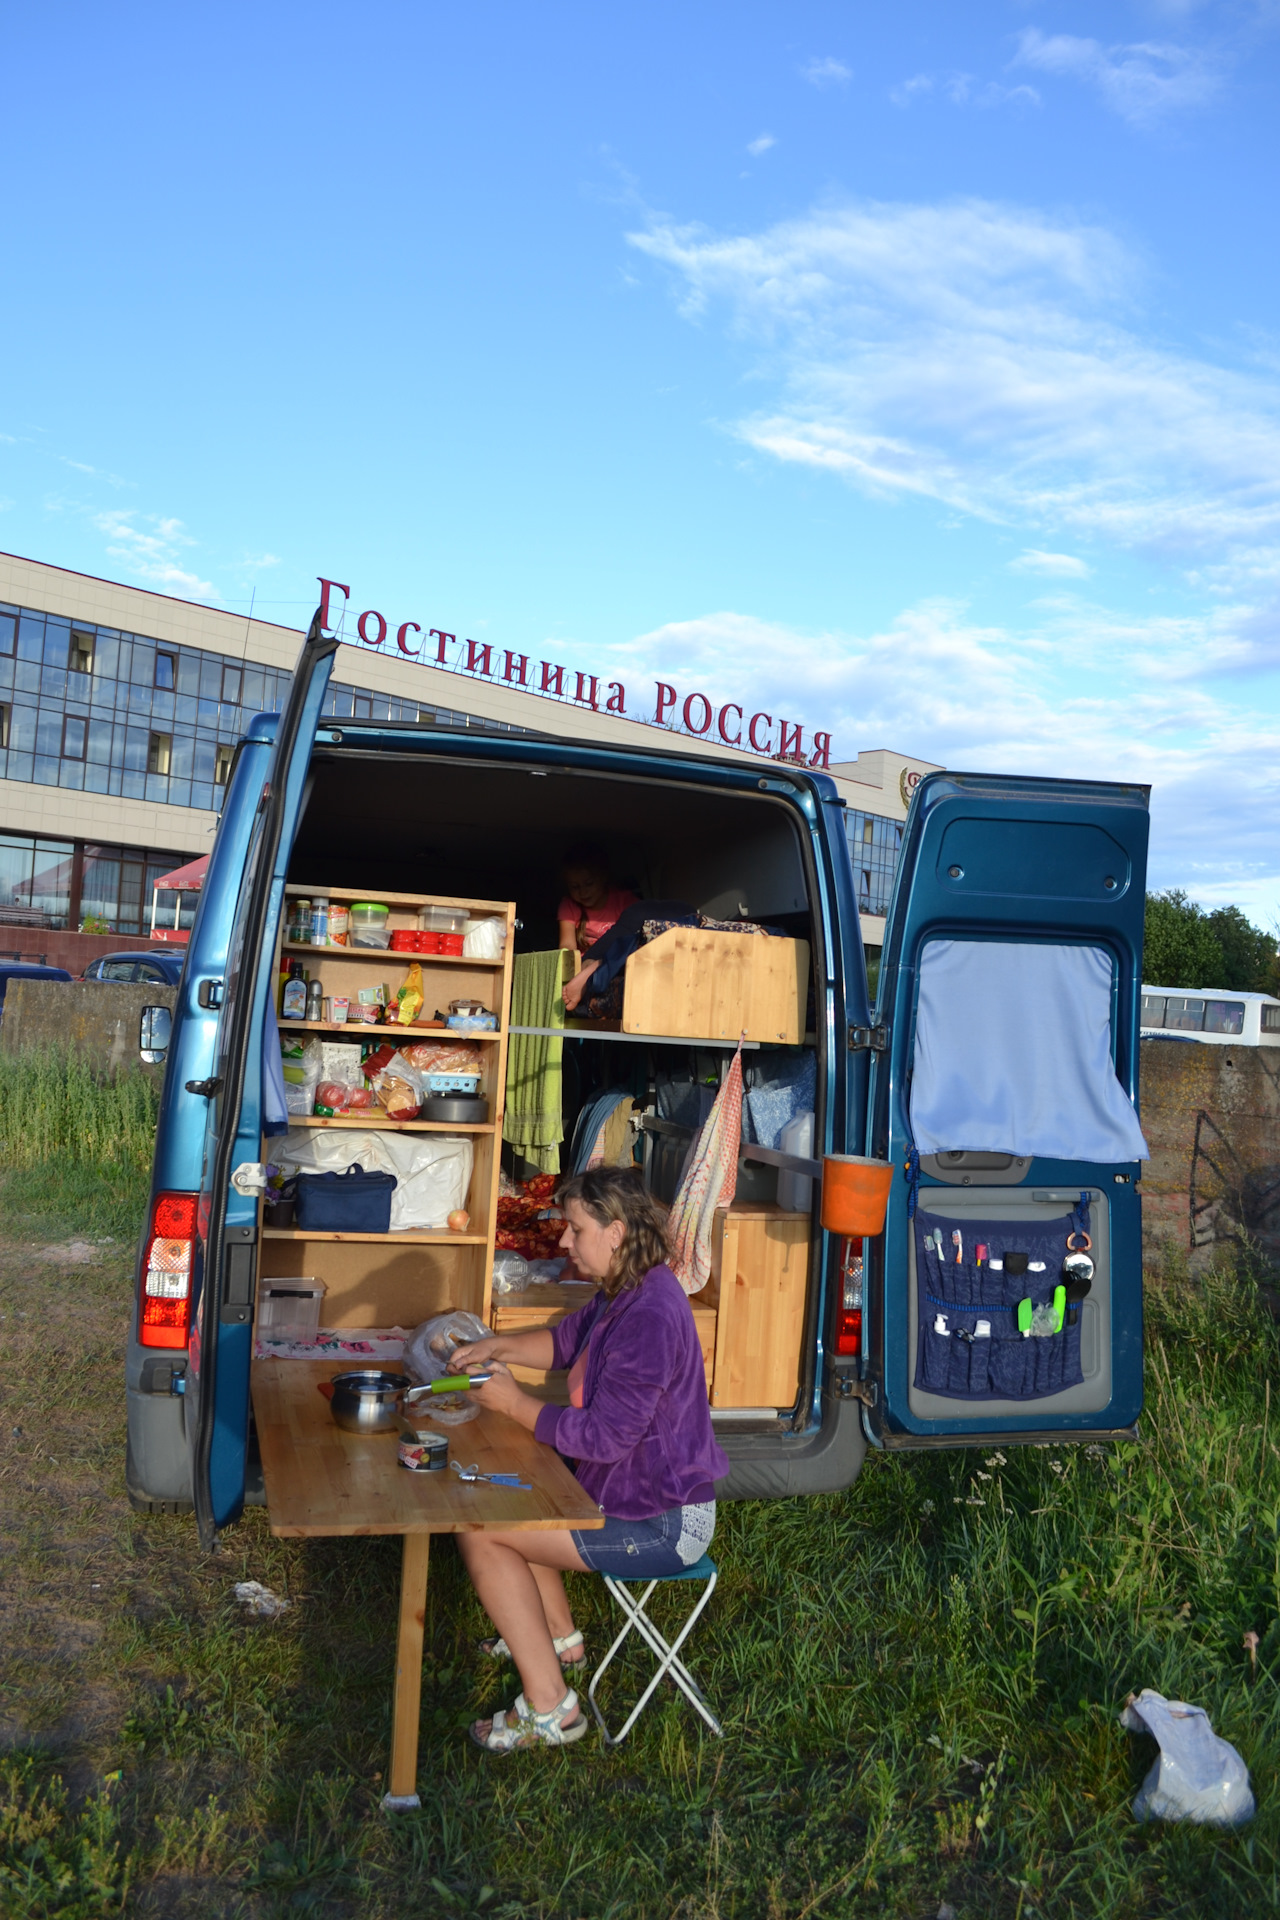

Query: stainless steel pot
[[329, 1369, 410, 1433]]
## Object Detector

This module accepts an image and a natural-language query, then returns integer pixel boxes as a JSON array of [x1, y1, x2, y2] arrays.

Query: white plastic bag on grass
[[1120, 1689, 1255, 1827]]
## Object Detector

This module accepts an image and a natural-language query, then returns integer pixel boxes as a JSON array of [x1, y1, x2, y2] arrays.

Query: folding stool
[[586, 1554, 723, 1746]]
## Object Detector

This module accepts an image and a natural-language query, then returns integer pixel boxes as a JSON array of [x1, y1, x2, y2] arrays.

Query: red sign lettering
[[322, 578, 833, 763], [683, 692, 712, 736], [317, 577, 350, 633]]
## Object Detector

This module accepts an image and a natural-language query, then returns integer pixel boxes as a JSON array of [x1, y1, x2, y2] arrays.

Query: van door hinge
[[848, 1025, 888, 1053], [232, 1162, 269, 1196], [197, 979, 224, 1010], [185, 1077, 223, 1098], [834, 1374, 878, 1406]]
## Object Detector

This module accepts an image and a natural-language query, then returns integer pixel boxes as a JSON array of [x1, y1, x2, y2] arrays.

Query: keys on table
[[450, 1461, 533, 1490]]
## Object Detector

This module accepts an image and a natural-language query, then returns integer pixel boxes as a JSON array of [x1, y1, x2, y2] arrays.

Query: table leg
[[382, 1533, 430, 1813]]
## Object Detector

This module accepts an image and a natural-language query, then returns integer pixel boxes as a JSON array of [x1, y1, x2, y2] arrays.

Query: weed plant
[[1, 1169, 1278, 1914], [0, 1047, 157, 1239]]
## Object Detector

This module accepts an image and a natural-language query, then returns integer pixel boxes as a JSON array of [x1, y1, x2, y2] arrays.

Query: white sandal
[[479, 1628, 586, 1669], [469, 1688, 588, 1753]]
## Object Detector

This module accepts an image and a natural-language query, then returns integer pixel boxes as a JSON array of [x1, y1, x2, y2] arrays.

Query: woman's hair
[[557, 1166, 670, 1296]]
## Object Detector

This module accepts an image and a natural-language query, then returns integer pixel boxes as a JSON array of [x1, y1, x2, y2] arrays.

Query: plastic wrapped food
[[396, 962, 424, 1027], [402, 1309, 490, 1424], [491, 1251, 530, 1294], [398, 1041, 485, 1076], [372, 1054, 425, 1119], [313, 1081, 375, 1116]]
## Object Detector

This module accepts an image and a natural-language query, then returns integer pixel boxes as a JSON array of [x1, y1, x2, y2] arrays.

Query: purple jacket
[[533, 1264, 729, 1520]]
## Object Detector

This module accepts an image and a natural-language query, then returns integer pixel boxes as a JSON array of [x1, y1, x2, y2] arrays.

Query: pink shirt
[[557, 887, 637, 952]]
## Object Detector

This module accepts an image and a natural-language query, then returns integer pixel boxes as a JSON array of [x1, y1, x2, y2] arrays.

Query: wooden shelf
[[263, 1227, 489, 1245], [281, 943, 503, 968], [277, 1018, 501, 1038], [289, 1115, 496, 1134], [286, 885, 509, 914]]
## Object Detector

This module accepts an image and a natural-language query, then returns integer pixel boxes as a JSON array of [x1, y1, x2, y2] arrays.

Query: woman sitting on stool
[[451, 1166, 727, 1753]]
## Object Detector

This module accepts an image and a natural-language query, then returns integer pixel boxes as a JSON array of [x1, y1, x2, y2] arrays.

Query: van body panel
[[863, 772, 1150, 1446], [130, 632, 1154, 1527]]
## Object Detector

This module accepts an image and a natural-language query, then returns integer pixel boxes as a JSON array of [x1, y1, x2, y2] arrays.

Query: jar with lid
[[289, 898, 312, 944], [327, 903, 350, 947]]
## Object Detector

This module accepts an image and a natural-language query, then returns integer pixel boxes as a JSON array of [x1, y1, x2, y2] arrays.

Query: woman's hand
[[468, 1360, 541, 1431], [449, 1336, 502, 1371]]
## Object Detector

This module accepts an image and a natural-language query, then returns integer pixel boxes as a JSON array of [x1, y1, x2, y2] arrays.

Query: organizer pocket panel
[[914, 1202, 1087, 1402]]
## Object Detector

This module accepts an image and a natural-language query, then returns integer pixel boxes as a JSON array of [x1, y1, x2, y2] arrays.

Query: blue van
[[126, 614, 1150, 1542]]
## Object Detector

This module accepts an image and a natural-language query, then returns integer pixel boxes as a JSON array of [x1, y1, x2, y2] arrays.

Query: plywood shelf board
[[263, 1228, 489, 1244], [282, 944, 503, 968], [286, 886, 512, 914], [277, 1019, 500, 1038], [621, 928, 810, 1046], [287, 1115, 496, 1134]]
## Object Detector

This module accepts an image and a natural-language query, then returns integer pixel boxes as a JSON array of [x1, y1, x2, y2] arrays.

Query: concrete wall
[[0, 979, 175, 1075], [1140, 1036, 1280, 1270]]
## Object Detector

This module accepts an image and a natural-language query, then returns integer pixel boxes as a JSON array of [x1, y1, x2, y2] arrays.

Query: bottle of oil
[[282, 960, 308, 1020]]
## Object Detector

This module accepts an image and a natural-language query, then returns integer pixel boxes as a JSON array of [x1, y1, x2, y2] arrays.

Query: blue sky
[[3, 2, 1279, 912]]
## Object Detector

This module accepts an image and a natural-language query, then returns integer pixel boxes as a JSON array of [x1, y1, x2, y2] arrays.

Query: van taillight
[[139, 1192, 198, 1349], [835, 1238, 864, 1357]]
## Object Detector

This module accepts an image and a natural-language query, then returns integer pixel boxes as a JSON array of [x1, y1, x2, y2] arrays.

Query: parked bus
[[1140, 986, 1280, 1047]]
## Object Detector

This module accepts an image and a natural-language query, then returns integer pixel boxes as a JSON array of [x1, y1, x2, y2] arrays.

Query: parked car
[[0, 961, 73, 1017], [82, 950, 185, 987], [127, 614, 1153, 1541]]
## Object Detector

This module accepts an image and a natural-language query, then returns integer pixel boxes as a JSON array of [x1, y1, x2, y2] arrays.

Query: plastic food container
[[350, 901, 389, 928], [420, 905, 468, 933], [389, 929, 418, 952], [426, 1071, 482, 1094], [441, 932, 465, 956], [415, 930, 443, 953], [257, 1278, 327, 1344]]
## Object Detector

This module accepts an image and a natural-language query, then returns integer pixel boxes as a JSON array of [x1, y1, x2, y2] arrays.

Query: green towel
[[503, 949, 572, 1174]]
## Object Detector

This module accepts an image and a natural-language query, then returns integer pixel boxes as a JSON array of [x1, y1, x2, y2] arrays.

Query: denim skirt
[[571, 1502, 714, 1577]]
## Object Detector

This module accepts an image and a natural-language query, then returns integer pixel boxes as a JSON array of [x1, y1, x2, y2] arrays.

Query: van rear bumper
[[714, 1389, 868, 1500]]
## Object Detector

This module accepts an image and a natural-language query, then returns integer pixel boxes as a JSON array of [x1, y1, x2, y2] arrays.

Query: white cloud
[[240, 552, 281, 571], [746, 132, 776, 156], [1010, 548, 1092, 577], [94, 510, 215, 599], [801, 56, 851, 89], [597, 599, 1280, 911], [1011, 29, 1223, 125], [893, 70, 1040, 110], [627, 197, 1280, 584]]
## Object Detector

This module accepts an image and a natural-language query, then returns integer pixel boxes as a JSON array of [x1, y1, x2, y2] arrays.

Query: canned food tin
[[398, 1431, 448, 1472]]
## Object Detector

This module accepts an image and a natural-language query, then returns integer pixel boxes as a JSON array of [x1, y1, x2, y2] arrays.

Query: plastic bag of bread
[[371, 1050, 426, 1120], [402, 1309, 490, 1424], [398, 1040, 484, 1076]]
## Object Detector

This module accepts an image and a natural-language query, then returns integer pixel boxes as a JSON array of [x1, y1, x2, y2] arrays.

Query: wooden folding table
[[251, 1358, 604, 1808]]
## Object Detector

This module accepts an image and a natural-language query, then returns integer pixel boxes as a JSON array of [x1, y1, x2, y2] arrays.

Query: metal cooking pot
[[329, 1369, 410, 1433]]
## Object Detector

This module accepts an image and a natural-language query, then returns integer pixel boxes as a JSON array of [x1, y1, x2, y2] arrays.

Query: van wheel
[[125, 1433, 193, 1515]]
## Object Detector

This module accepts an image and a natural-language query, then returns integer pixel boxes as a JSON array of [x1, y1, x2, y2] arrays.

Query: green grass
[[1, 1129, 1278, 1915], [0, 1048, 158, 1240]]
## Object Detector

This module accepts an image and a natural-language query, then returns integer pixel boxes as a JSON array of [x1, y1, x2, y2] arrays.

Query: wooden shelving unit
[[264, 884, 517, 1336]]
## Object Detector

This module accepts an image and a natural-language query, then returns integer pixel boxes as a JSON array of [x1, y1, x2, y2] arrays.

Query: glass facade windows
[[845, 809, 904, 917], [0, 596, 528, 826], [0, 833, 74, 929]]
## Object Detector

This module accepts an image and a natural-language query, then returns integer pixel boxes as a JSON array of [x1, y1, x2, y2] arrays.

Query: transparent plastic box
[[257, 1278, 327, 1343]]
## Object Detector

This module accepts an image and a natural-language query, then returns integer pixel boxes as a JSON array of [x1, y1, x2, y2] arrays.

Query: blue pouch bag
[[294, 1162, 397, 1233]]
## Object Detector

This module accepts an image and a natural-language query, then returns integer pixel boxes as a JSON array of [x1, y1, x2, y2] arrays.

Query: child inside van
[[557, 845, 637, 1013]]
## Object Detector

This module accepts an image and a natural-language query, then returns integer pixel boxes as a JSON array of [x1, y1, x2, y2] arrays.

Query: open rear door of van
[[188, 610, 338, 1545], [863, 772, 1149, 1448]]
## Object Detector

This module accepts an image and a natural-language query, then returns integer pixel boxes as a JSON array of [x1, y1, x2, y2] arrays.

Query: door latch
[[186, 1077, 223, 1098], [232, 1162, 269, 1196], [197, 979, 224, 1010], [848, 1025, 888, 1053], [833, 1374, 878, 1406]]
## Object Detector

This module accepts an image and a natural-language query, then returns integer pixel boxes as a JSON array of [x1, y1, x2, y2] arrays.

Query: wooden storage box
[[704, 1202, 811, 1409], [621, 929, 809, 1044]]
